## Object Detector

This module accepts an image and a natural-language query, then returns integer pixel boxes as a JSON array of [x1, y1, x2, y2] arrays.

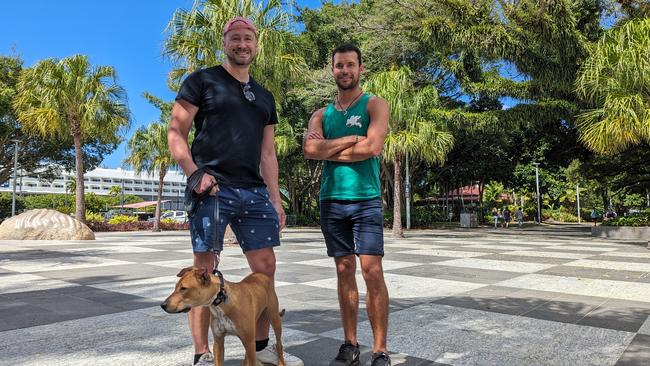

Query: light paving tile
[[0, 274, 79, 294], [302, 273, 485, 299], [294, 258, 420, 271], [502, 250, 594, 259], [466, 244, 538, 251], [89, 276, 179, 301], [497, 274, 650, 303], [60, 246, 165, 254], [384, 243, 448, 250], [0, 305, 314, 366], [434, 258, 556, 273], [0, 256, 132, 273], [395, 249, 488, 258], [564, 259, 650, 273], [320, 303, 633, 366], [601, 251, 650, 259], [146, 256, 252, 271], [546, 245, 618, 252], [638, 316, 650, 335]]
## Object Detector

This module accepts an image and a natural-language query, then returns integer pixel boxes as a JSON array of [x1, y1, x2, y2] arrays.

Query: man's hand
[[194, 173, 219, 196], [271, 200, 286, 231]]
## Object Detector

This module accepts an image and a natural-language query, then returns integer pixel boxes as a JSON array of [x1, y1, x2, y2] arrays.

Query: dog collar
[[212, 269, 227, 306]]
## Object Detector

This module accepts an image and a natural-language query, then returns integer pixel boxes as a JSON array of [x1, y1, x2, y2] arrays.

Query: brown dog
[[161, 267, 285, 366]]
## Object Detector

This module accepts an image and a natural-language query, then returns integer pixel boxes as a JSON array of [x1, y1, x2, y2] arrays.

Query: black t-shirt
[[176, 65, 278, 188]]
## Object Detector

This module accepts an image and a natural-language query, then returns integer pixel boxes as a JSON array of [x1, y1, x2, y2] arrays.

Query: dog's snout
[[160, 302, 168, 311]]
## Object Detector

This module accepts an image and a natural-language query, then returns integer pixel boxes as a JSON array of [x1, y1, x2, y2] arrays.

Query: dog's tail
[[279, 309, 285, 318]]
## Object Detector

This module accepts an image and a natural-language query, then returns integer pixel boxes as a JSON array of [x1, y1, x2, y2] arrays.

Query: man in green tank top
[[303, 44, 391, 366]]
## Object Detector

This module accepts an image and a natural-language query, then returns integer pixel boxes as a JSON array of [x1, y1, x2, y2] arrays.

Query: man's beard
[[335, 75, 359, 90], [226, 51, 255, 66]]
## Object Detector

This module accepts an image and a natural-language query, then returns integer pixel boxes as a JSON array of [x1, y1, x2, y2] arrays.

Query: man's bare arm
[[260, 124, 286, 230], [303, 108, 365, 160], [327, 96, 389, 162], [168, 99, 217, 195]]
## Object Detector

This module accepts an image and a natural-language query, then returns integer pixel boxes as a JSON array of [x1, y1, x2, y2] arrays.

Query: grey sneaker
[[256, 343, 304, 366], [367, 352, 391, 366], [330, 342, 360, 366], [194, 352, 214, 366]]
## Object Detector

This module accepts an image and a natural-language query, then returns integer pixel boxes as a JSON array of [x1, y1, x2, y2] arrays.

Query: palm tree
[[13, 55, 130, 223], [124, 93, 177, 232], [575, 18, 650, 154], [164, 0, 306, 102], [365, 66, 454, 237]]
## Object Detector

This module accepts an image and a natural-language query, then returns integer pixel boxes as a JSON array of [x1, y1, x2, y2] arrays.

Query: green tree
[[13, 55, 130, 223], [575, 18, 650, 154], [365, 66, 454, 236], [124, 93, 176, 232], [164, 0, 306, 102]]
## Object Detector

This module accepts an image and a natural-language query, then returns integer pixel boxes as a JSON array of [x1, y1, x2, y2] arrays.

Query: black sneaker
[[330, 341, 360, 366], [368, 352, 391, 366]]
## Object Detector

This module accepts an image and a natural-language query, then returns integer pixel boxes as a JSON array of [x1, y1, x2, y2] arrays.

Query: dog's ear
[[197, 267, 211, 284], [176, 266, 194, 277]]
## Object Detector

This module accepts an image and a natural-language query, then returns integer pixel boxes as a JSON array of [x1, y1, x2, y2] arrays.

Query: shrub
[[108, 214, 137, 225], [602, 213, 650, 227], [543, 209, 578, 223], [160, 220, 189, 231], [86, 211, 105, 224]]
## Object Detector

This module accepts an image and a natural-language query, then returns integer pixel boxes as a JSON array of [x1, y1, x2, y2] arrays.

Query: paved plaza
[[1, 226, 649, 365]]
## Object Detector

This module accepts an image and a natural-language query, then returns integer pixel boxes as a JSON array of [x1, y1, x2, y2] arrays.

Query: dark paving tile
[[283, 308, 354, 334], [34, 263, 177, 285], [539, 266, 649, 283], [479, 253, 571, 265], [0, 286, 154, 331], [615, 334, 650, 366], [578, 299, 650, 332], [386, 264, 520, 284], [95, 251, 185, 263], [0, 249, 84, 261], [542, 248, 608, 256], [521, 293, 607, 324], [285, 336, 438, 366], [434, 286, 562, 316]]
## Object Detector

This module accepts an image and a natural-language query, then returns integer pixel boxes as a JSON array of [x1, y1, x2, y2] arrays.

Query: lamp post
[[10, 139, 20, 216], [576, 183, 581, 224], [405, 150, 411, 230], [533, 162, 541, 224]]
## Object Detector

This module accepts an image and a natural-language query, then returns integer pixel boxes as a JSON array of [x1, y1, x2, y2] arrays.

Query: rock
[[0, 209, 95, 240]]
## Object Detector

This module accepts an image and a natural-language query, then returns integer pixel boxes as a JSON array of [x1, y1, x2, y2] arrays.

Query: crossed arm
[[303, 97, 389, 162]]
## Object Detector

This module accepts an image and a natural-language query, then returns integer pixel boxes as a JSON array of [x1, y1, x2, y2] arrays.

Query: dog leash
[[213, 186, 221, 272]]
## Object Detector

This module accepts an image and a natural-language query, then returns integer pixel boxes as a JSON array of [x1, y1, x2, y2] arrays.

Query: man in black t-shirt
[[168, 16, 303, 366]]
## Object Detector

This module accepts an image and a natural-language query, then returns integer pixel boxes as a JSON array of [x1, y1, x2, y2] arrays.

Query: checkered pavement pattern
[[1, 227, 649, 366]]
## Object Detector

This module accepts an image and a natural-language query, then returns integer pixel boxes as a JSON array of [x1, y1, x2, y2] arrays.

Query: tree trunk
[[73, 132, 86, 223], [392, 155, 403, 237], [154, 170, 166, 232]]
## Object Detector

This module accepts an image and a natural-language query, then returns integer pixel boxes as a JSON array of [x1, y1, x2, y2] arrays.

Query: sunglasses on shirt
[[241, 82, 255, 102]]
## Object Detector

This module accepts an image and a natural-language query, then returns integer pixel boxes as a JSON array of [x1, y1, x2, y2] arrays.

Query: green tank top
[[320, 93, 381, 201]]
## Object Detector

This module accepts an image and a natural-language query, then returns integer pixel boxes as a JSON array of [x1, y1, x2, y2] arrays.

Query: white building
[[0, 168, 187, 210]]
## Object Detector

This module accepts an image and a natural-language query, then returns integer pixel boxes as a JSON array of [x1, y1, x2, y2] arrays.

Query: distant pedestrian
[[516, 207, 524, 228], [492, 207, 499, 229], [503, 207, 511, 228], [590, 208, 598, 226]]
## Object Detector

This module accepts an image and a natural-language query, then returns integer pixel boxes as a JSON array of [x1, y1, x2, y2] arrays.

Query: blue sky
[[0, 0, 325, 169]]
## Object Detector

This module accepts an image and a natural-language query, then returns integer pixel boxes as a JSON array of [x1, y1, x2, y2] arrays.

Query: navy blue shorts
[[189, 186, 280, 253], [319, 198, 384, 257]]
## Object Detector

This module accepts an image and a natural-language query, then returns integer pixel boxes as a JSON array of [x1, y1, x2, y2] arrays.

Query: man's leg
[[189, 251, 215, 354], [359, 255, 388, 353], [245, 247, 276, 340], [335, 255, 359, 345]]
